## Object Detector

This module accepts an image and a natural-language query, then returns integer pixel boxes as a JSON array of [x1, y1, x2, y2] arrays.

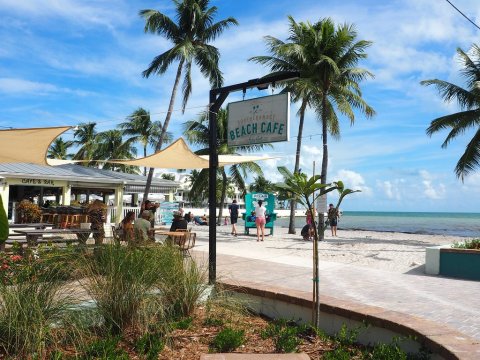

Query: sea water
[[270, 211, 480, 238]]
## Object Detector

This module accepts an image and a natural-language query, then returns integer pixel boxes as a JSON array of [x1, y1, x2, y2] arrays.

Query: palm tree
[[94, 130, 139, 174], [251, 17, 375, 238], [249, 175, 274, 193], [421, 45, 480, 180], [139, 0, 238, 200], [72, 123, 98, 165], [161, 173, 176, 181], [47, 137, 73, 159], [275, 166, 359, 328], [118, 107, 173, 176], [184, 108, 266, 224]]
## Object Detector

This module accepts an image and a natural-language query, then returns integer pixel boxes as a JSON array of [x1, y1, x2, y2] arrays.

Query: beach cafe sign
[[227, 93, 290, 146]]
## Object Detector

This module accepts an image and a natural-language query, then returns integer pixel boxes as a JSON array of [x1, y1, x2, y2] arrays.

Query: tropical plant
[[118, 107, 173, 176], [72, 122, 98, 164], [183, 108, 266, 224], [275, 166, 360, 327], [161, 173, 176, 181], [15, 200, 41, 223], [249, 175, 275, 193], [0, 195, 8, 251], [210, 327, 245, 352], [47, 137, 73, 159], [139, 0, 238, 200], [251, 17, 374, 236], [421, 45, 480, 180], [94, 129, 139, 174]]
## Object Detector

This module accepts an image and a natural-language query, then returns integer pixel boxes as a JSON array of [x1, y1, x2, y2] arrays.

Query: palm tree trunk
[[143, 59, 185, 200], [318, 92, 329, 242], [218, 170, 227, 225], [143, 145, 147, 176], [288, 100, 308, 234]]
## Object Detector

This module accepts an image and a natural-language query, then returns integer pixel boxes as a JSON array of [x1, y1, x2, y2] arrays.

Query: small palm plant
[[274, 166, 360, 328]]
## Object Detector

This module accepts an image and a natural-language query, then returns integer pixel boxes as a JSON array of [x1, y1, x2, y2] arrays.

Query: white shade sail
[[0, 126, 71, 165], [105, 138, 273, 169]]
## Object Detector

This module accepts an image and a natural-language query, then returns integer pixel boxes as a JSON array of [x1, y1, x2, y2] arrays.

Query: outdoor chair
[[176, 231, 196, 258]]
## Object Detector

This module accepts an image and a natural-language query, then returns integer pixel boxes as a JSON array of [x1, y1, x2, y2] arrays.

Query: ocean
[[270, 211, 480, 238]]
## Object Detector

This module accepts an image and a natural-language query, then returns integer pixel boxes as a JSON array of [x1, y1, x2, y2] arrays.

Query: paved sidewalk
[[193, 248, 480, 341]]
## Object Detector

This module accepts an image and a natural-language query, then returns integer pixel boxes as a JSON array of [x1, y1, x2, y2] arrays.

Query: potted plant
[[15, 200, 41, 224]]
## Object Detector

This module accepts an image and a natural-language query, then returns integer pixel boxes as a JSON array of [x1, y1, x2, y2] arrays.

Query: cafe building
[[0, 163, 179, 223]]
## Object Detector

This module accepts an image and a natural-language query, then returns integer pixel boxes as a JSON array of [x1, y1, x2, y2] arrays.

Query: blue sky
[[1, 0, 480, 212]]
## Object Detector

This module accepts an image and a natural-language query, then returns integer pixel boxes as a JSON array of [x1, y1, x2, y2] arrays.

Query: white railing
[[106, 206, 162, 225]]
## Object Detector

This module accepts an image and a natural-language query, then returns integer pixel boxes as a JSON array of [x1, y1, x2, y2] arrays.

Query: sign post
[[227, 93, 290, 146], [208, 72, 300, 284]]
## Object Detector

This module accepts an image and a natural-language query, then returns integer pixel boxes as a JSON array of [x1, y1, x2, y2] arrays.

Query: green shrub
[[452, 238, 480, 249], [203, 317, 224, 327], [210, 327, 245, 352], [81, 244, 167, 335], [261, 319, 302, 353], [156, 245, 208, 319], [0, 194, 8, 249], [0, 255, 80, 358], [335, 323, 360, 346], [81, 336, 129, 359], [368, 338, 407, 360], [134, 332, 165, 360], [323, 347, 353, 360], [172, 316, 193, 330]]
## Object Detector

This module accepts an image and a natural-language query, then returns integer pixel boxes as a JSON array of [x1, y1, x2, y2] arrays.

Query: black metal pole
[[207, 71, 300, 285], [208, 90, 218, 284]]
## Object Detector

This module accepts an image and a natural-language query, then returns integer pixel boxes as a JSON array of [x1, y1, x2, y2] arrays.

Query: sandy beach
[[188, 224, 466, 274]]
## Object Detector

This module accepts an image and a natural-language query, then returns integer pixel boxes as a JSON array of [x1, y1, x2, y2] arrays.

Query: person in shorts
[[228, 199, 239, 236], [254, 200, 267, 242], [327, 203, 339, 236]]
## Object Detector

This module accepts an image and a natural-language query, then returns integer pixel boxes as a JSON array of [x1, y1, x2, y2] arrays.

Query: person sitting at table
[[170, 210, 188, 232], [184, 211, 193, 223], [133, 210, 154, 244], [120, 211, 135, 242]]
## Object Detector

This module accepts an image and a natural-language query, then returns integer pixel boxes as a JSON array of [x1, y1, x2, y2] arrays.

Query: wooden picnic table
[[9, 223, 51, 229], [13, 228, 96, 247]]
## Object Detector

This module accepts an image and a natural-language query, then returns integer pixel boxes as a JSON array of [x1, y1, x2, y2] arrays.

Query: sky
[[1, 0, 480, 212]]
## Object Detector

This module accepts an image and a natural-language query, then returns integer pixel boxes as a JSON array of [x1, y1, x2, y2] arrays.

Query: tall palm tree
[[249, 175, 274, 193], [47, 137, 73, 159], [94, 130, 139, 174], [118, 107, 173, 176], [184, 108, 266, 224], [251, 17, 375, 238], [421, 45, 480, 180], [72, 123, 98, 166], [139, 0, 238, 200]]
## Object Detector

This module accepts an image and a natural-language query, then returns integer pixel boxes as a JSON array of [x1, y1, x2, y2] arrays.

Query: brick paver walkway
[[193, 244, 480, 340]]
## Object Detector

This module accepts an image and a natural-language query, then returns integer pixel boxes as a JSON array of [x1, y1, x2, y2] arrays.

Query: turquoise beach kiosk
[[242, 192, 277, 235]]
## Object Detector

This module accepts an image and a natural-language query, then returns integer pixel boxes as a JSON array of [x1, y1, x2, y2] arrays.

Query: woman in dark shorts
[[327, 203, 339, 236], [228, 199, 239, 236]]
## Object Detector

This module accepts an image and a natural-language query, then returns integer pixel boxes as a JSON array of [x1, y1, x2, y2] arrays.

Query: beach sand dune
[[189, 225, 466, 273]]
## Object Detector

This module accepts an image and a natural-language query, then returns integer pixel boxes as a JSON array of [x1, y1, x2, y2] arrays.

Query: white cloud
[[332, 169, 372, 196], [0, 77, 94, 96], [0, 0, 131, 30], [419, 170, 446, 199], [377, 179, 403, 201], [302, 145, 322, 156]]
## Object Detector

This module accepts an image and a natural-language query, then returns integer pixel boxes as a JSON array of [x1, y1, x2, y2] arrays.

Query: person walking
[[228, 199, 239, 236], [327, 203, 339, 237], [255, 200, 267, 242]]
